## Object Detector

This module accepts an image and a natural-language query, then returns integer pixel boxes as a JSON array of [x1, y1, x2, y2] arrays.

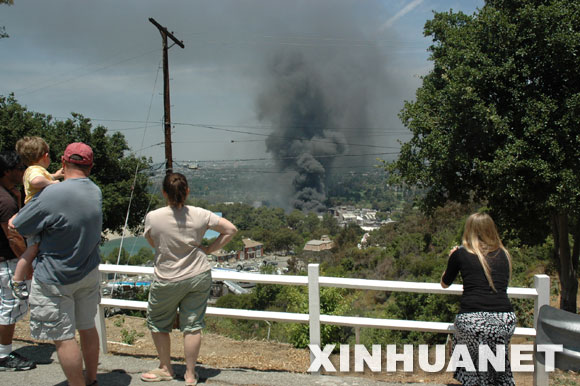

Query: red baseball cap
[[62, 142, 94, 166]]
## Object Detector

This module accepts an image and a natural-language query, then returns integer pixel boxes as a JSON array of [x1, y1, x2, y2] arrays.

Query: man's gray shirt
[[13, 177, 102, 285]]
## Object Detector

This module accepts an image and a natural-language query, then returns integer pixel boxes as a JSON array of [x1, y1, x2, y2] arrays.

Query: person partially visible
[[11, 142, 101, 386], [0, 151, 36, 371], [440, 212, 515, 386], [141, 172, 237, 385], [9, 136, 64, 300]]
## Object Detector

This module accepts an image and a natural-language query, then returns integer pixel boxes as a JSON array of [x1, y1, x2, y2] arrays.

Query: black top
[[0, 185, 18, 261], [442, 247, 513, 313]]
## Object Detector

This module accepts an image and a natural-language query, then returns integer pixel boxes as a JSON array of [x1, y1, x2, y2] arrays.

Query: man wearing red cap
[[11, 142, 102, 386]]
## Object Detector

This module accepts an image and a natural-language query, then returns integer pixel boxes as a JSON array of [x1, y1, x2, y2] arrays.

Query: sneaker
[[11, 280, 29, 300], [0, 351, 36, 371]]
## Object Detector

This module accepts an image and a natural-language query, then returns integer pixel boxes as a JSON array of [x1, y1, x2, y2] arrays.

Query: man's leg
[[0, 324, 15, 360], [72, 267, 101, 384], [54, 338, 85, 386], [0, 324, 15, 345], [0, 260, 34, 371], [184, 331, 202, 384], [79, 327, 99, 384]]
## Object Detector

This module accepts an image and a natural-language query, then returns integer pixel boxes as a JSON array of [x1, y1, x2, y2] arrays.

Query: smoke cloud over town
[[255, 2, 394, 211]]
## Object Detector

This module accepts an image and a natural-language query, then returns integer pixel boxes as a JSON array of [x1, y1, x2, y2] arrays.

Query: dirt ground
[[13, 313, 580, 385]]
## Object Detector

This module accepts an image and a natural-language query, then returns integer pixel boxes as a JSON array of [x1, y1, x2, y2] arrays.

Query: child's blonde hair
[[462, 213, 512, 292], [15, 136, 49, 166]]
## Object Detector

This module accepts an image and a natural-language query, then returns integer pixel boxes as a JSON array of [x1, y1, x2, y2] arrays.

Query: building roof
[[213, 249, 235, 257], [306, 239, 333, 246], [242, 238, 263, 248]]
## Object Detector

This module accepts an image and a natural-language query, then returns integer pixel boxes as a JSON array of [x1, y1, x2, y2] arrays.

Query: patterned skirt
[[452, 311, 517, 386]]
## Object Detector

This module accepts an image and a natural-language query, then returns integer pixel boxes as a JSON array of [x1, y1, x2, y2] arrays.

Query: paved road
[[0, 341, 448, 386]]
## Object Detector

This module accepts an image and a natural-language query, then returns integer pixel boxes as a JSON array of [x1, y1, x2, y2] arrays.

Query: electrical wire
[[15, 48, 160, 96], [114, 60, 162, 272], [173, 122, 400, 149]]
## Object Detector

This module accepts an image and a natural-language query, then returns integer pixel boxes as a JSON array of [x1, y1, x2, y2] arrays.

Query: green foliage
[[120, 328, 143, 345], [334, 223, 364, 249], [103, 247, 129, 265], [392, 1, 580, 239], [223, 233, 244, 252], [0, 0, 12, 39], [196, 203, 554, 349], [388, 0, 580, 310], [283, 287, 353, 349], [0, 95, 158, 234], [269, 228, 303, 253], [102, 247, 153, 266], [326, 170, 413, 212], [215, 293, 254, 310], [130, 247, 154, 265], [113, 316, 125, 328]]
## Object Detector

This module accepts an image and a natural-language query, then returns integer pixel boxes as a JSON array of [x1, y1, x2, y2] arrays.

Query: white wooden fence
[[95, 263, 550, 385]]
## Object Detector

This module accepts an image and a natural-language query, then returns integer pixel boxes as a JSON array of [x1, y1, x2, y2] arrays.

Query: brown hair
[[162, 172, 188, 208], [462, 213, 512, 292], [15, 136, 49, 166]]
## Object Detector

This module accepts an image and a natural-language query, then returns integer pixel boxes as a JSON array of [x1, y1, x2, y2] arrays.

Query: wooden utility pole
[[149, 18, 184, 174]]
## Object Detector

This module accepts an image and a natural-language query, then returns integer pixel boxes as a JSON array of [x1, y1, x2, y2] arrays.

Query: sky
[[0, 0, 483, 167]]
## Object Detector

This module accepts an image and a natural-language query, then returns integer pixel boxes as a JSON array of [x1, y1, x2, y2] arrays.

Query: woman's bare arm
[[204, 218, 238, 255]]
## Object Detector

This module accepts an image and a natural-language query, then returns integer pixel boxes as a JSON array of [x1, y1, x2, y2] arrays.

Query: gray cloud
[[1, 0, 432, 170]]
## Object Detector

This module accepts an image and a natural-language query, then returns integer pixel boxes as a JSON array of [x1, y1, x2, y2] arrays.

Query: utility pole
[[149, 17, 184, 174]]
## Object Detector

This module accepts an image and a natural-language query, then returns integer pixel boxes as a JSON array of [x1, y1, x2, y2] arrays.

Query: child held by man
[[10, 136, 63, 299]]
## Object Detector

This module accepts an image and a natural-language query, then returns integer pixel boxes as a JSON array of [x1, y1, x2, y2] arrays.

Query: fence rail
[[95, 264, 549, 385]]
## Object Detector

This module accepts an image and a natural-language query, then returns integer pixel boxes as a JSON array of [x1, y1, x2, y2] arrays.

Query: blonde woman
[[441, 212, 515, 386]]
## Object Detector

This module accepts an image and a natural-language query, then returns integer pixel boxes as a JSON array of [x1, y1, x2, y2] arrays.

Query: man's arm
[[11, 195, 48, 238], [0, 222, 26, 258]]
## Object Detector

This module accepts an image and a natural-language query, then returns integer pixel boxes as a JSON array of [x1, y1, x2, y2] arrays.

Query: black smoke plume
[[256, 41, 389, 211], [257, 51, 347, 212]]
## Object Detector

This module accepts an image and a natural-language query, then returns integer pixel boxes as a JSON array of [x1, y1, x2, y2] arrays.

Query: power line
[[173, 122, 401, 150], [171, 151, 399, 164], [181, 31, 429, 50], [15, 48, 160, 96], [75, 117, 411, 134], [169, 164, 386, 175]]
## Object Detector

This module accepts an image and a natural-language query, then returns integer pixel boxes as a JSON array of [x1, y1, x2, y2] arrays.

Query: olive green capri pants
[[146, 270, 212, 333]]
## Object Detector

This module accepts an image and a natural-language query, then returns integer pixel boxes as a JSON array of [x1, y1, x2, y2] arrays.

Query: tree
[[334, 223, 364, 250], [321, 213, 340, 236], [223, 232, 244, 253], [0, 0, 13, 39], [129, 247, 154, 265], [287, 209, 305, 230], [389, 1, 580, 312], [0, 94, 157, 235], [104, 247, 129, 265], [270, 227, 302, 253]]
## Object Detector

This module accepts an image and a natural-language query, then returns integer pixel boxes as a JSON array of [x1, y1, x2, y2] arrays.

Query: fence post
[[533, 274, 550, 386], [308, 263, 321, 374], [94, 305, 108, 354]]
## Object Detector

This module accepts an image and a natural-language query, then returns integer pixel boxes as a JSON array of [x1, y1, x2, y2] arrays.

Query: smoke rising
[[257, 51, 347, 211], [256, 13, 391, 212]]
